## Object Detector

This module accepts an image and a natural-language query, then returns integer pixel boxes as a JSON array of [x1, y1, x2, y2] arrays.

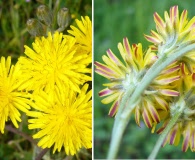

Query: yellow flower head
[[68, 16, 92, 57], [95, 38, 180, 128], [145, 6, 195, 50], [28, 84, 92, 155], [0, 56, 31, 133], [18, 32, 91, 93], [157, 66, 195, 152]]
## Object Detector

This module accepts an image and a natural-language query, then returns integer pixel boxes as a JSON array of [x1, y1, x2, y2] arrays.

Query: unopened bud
[[36, 5, 53, 26], [26, 18, 45, 37], [57, 7, 71, 29]]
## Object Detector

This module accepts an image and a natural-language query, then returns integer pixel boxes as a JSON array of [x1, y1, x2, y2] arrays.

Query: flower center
[[42, 58, 61, 83], [62, 107, 76, 125]]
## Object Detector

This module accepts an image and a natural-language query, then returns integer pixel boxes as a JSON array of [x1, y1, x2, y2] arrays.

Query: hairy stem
[[107, 115, 129, 159], [113, 85, 135, 133], [148, 97, 185, 159]]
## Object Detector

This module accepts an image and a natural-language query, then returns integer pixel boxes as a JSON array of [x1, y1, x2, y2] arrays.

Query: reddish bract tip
[[170, 6, 178, 23], [150, 106, 160, 123], [154, 12, 164, 28], [142, 109, 152, 128], [144, 34, 160, 44], [108, 101, 119, 117], [123, 37, 131, 57], [95, 61, 115, 74], [170, 129, 177, 145], [182, 133, 190, 152], [107, 49, 119, 65], [99, 89, 113, 97]]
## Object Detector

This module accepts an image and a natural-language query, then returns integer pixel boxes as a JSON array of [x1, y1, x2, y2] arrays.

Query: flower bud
[[57, 7, 71, 29], [26, 18, 45, 37], [36, 5, 53, 26]]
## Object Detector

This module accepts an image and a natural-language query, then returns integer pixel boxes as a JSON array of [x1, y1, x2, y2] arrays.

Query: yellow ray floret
[[68, 16, 92, 57]]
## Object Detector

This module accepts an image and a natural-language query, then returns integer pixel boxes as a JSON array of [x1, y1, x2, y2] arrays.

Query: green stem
[[5, 125, 37, 145], [113, 86, 135, 133], [35, 148, 49, 160], [148, 97, 185, 159], [107, 115, 129, 159], [107, 43, 195, 159]]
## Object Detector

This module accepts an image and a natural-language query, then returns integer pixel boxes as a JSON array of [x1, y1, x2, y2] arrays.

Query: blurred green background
[[94, 0, 195, 159], [0, 0, 91, 159]]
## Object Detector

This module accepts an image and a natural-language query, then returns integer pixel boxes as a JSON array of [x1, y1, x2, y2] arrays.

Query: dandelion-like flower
[[157, 63, 195, 152], [145, 5, 195, 63], [145, 5, 195, 48], [0, 56, 31, 133], [68, 16, 92, 56], [18, 31, 91, 93], [27, 84, 92, 155], [95, 37, 180, 128]]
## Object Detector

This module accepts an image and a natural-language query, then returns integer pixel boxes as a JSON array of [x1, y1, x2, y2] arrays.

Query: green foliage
[[0, 0, 91, 159], [94, 0, 195, 159], [0, 0, 92, 59]]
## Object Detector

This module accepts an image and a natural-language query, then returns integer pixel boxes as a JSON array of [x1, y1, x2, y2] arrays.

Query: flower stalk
[[107, 114, 129, 159], [148, 96, 186, 159]]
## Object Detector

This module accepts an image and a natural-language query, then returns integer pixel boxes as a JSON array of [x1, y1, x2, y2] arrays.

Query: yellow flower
[[27, 84, 92, 155], [156, 64, 195, 152], [95, 37, 180, 128], [68, 16, 92, 57], [0, 56, 31, 133], [145, 6, 195, 49], [145, 6, 195, 71], [18, 32, 91, 93]]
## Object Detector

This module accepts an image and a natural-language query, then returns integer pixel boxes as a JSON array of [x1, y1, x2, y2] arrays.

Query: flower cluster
[[156, 63, 195, 152], [145, 6, 195, 152], [0, 15, 92, 156], [95, 5, 195, 152]]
